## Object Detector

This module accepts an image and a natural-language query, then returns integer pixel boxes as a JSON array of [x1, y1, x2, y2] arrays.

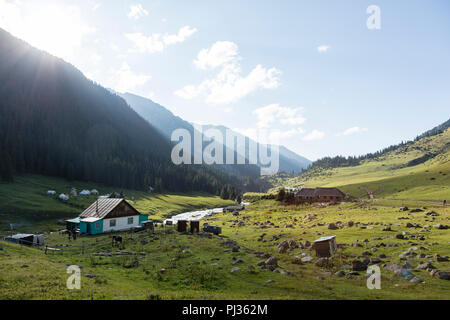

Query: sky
[[0, 0, 449, 160]]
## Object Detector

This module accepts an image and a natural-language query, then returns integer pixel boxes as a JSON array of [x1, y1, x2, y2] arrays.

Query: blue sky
[[1, 0, 449, 160]]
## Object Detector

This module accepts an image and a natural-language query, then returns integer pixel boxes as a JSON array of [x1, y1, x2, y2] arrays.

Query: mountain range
[[0, 28, 242, 194], [118, 92, 312, 174]]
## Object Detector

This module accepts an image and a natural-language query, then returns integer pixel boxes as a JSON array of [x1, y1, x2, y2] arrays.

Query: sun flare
[[0, 1, 93, 61]]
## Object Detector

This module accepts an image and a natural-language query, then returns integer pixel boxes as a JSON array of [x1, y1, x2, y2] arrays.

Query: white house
[[73, 198, 148, 235]]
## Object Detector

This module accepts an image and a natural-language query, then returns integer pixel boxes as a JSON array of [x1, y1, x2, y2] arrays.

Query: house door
[[87, 224, 91, 234]]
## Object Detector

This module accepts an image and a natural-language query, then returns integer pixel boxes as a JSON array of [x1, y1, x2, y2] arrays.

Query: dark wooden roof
[[295, 188, 316, 197], [295, 187, 345, 197], [79, 198, 140, 219], [314, 188, 346, 197]]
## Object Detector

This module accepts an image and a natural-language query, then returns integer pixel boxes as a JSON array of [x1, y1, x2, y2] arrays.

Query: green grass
[[0, 129, 449, 300], [266, 128, 450, 202], [0, 175, 235, 234], [1, 199, 449, 299]]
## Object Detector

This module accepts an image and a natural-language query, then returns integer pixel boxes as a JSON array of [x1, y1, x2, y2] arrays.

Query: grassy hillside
[[1, 199, 448, 299], [266, 127, 450, 201], [0, 175, 235, 234]]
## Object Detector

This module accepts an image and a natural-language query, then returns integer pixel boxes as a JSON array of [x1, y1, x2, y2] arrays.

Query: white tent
[[59, 194, 69, 201], [90, 189, 99, 195], [80, 190, 91, 196], [47, 190, 56, 195]]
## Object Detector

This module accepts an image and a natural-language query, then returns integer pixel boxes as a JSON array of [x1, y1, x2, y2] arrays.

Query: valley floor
[[0, 199, 449, 300]]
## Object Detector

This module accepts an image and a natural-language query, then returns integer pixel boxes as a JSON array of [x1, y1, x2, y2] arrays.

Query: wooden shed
[[190, 221, 200, 233], [312, 235, 337, 257], [177, 220, 187, 232]]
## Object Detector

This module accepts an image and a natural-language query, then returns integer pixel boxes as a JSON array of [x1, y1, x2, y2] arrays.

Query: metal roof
[[79, 198, 125, 219], [314, 235, 336, 243], [11, 234, 34, 239], [66, 217, 81, 223], [80, 217, 102, 223]]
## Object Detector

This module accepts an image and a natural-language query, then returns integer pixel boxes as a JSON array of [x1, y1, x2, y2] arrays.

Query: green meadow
[[0, 129, 448, 300], [0, 175, 235, 234], [0, 199, 449, 299]]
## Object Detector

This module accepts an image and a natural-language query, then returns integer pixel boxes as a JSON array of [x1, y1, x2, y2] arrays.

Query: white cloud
[[303, 130, 325, 141], [252, 104, 305, 128], [91, 53, 103, 64], [128, 4, 148, 20], [194, 41, 239, 70], [269, 128, 305, 141], [317, 45, 330, 53], [232, 127, 303, 146], [163, 26, 197, 45], [341, 126, 368, 136], [106, 62, 151, 93], [175, 41, 281, 105], [126, 26, 197, 53]]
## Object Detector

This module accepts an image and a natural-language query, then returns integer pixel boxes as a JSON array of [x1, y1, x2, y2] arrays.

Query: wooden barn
[[295, 187, 345, 203], [67, 198, 148, 235]]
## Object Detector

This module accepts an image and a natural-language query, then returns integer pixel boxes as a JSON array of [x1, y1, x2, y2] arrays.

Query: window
[[110, 219, 116, 227], [95, 222, 100, 229], [128, 217, 134, 225]]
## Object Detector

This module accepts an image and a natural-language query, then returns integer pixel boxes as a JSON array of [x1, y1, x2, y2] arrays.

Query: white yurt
[[80, 190, 91, 196], [59, 194, 69, 201]]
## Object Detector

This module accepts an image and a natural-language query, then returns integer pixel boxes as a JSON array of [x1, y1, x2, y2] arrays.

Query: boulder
[[301, 256, 314, 263], [328, 223, 338, 230], [265, 256, 278, 267], [335, 270, 346, 277], [434, 271, 450, 280], [351, 260, 367, 271], [417, 262, 434, 270], [315, 258, 329, 267], [277, 241, 289, 254]]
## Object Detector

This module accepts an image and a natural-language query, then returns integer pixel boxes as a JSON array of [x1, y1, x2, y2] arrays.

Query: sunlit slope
[[0, 175, 235, 233], [271, 128, 449, 200]]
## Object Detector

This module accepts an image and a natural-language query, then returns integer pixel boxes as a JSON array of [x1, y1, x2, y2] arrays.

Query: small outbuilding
[[177, 220, 188, 233], [190, 221, 200, 233], [5, 234, 44, 246], [312, 235, 337, 258]]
